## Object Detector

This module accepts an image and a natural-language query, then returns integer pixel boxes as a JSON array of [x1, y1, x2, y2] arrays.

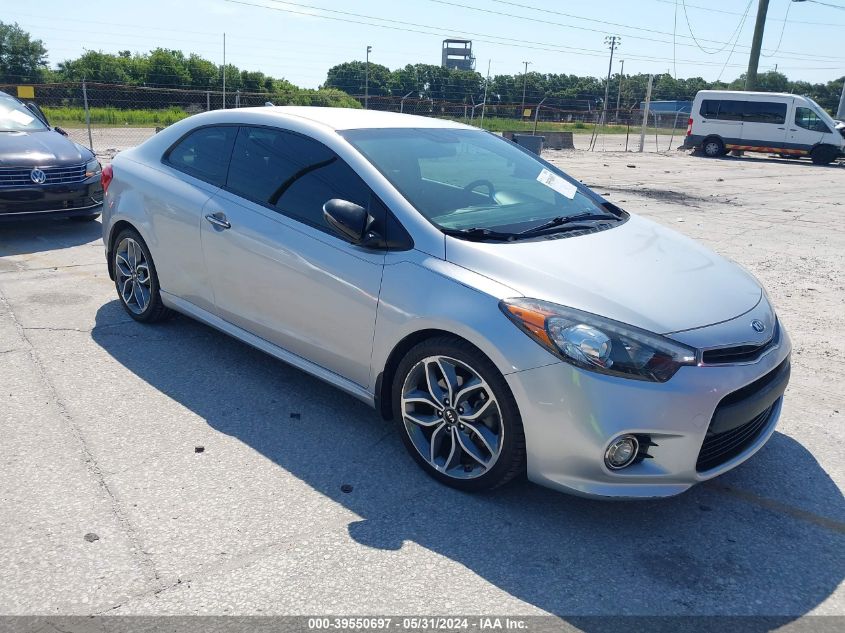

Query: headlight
[[500, 298, 697, 382], [85, 158, 102, 179]]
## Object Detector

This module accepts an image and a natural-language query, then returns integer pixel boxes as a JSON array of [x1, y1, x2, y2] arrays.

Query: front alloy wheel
[[394, 337, 525, 491]]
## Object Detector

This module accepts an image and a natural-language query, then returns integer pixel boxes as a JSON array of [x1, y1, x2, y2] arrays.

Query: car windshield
[[341, 128, 611, 235], [0, 95, 47, 132]]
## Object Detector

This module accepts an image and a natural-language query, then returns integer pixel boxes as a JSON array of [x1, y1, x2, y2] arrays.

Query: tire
[[702, 136, 726, 157], [112, 228, 172, 323], [392, 336, 526, 492], [69, 212, 101, 222], [810, 145, 837, 166]]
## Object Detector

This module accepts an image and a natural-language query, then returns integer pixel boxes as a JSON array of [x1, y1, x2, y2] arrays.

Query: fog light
[[605, 435, 639, 470]]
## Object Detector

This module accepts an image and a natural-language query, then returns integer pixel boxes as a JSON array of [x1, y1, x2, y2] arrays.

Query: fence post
[[207, 90, 211, 111], [235, 89, 240, 108], [82, 79, 93, 152], [638, 74, 653, 153]]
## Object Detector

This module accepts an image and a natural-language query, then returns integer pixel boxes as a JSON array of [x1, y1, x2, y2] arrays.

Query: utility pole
[[639, 74, 654, 153], [365, 45, 372, 109], [520, 60, 532, 118], [745, 0, 769, 91], [601, 36, 620, 129], [615, 59, 625, 123], [480, 59, 491, 127], [222, 33, 226, 109], [837, 78, 845, 120]]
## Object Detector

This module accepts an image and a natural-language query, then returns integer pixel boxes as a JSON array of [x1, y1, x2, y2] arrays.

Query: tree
[[146, 48, 190, 87], [324, 61, 392, 97], [0, 22, 48, 83]]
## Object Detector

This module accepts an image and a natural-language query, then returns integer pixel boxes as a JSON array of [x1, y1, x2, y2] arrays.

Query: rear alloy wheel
[[702, 137, 725, 158], [113, 229, 171, 323], [394, 337, 525, 491]]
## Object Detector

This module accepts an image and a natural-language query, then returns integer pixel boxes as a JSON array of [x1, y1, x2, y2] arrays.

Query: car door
[[154, 125, 237, 312], [740, 99, 788, 150], [699, 98, 743, 145], [200, 125, 386, 388], [789, 104, 829, 152]]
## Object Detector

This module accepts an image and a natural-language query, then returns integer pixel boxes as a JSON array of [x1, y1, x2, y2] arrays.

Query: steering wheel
[[463, 179, 497, 203]]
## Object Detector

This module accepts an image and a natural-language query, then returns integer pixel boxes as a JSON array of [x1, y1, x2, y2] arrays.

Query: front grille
[[696, 359, 788, 472], [0, 164, 88, 187], [696, 404, 774, 472], [702, 320, 779, 365]]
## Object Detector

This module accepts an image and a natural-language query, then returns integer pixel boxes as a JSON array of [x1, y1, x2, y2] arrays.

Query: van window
[[743, 102, 786, 124], [795, 107, 831, 134], [700, 99, 719, 119], [717, 101, 745, 121]]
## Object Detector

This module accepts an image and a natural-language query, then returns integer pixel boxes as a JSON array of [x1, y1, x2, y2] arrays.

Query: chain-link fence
[[2, 81, 690, 159]]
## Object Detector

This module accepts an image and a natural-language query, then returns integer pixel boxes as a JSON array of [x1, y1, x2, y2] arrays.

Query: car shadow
[[0, 217, 101, 258], [91, 303, 844, 624]]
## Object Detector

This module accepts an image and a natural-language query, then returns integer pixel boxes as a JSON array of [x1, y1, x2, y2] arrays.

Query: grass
[[42, 106, 191, 127]]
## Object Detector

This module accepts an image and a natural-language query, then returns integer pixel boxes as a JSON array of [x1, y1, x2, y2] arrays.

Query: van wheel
[[810, 145, 837, 165], [702, 136, 725, 157]]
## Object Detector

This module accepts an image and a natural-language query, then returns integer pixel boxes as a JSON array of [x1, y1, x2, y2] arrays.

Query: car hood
[[0, 130, 91, 166], [445, 214, 762, 334]]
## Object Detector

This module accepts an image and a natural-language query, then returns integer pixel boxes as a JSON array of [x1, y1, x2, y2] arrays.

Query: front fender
[[372, 255, 559, 387]]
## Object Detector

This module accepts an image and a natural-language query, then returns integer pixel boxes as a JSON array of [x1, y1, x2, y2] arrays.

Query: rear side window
[[700, 99, 719, 118], [716, 100, 745, 121], [795, 107, 831, 134], [226, 126, 372, 231], [743, 101, 786, 124], [164, 126, 237, 186]]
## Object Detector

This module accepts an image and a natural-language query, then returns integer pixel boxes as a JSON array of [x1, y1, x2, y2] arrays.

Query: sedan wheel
[[112, 228, 171, 323], [115, 237, 152, 315], [394, 337, 525, 491]]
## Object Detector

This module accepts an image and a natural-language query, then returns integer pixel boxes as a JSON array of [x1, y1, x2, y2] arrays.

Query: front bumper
[[506, 327, 791, 499], [0, 178, 103, 221]]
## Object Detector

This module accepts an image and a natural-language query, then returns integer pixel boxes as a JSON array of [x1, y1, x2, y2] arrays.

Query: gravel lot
[[1, 143, 843, 625]]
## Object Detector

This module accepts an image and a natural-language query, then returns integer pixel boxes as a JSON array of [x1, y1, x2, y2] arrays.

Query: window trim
[[161, 123, 238, 187]]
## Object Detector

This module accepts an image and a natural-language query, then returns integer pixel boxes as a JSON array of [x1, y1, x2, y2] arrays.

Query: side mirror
[[323, 198, 374, 244], [54, 126, 68, 137]]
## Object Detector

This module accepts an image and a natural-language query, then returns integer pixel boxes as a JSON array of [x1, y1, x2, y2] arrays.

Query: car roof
[[229, 106, 473, 131], [695, 90, 800, 100]]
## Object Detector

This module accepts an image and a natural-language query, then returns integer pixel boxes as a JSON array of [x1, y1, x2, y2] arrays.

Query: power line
[[762, 0, 792, 58], [482, 0, 845, 60], [654, 0, 845, 25], [716, 0, 754, 82]]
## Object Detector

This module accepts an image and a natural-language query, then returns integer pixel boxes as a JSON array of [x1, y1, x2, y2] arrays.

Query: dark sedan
[[0, 91, 103, 222]]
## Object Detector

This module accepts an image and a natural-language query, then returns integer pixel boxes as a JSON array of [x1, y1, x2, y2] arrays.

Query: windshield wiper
[[441, 227, 516, 242], [516, 212, 620, 237]]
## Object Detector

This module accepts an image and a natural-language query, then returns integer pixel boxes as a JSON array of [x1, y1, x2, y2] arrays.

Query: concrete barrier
[[503, 131, 574, 150]]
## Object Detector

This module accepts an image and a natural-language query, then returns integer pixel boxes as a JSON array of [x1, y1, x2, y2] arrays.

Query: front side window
[[0, 95, 48, 132], [700, 99, 719, 119], [795, 107, 831, 134], [226, 126, 371, 230], [341, 128, 613, 235], [164, 126, 237, 186]]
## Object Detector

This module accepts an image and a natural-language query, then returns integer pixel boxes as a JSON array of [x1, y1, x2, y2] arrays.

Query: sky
[[5, 0, 845, 89]]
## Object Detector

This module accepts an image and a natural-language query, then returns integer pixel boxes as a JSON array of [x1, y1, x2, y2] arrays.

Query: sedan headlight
[[500, 298, 697, 382], [85, 158, 102, 179]]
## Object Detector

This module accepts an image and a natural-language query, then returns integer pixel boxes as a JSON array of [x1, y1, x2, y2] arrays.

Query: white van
[[683, 90, 844, 165]]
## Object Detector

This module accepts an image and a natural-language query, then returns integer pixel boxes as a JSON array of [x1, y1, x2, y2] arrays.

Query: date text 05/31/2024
[[307, 617, 528, 630]]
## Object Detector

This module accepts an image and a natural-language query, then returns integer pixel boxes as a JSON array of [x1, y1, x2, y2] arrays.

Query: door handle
[[777, 127, 785, 130], [205, 213, 231, 229]]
